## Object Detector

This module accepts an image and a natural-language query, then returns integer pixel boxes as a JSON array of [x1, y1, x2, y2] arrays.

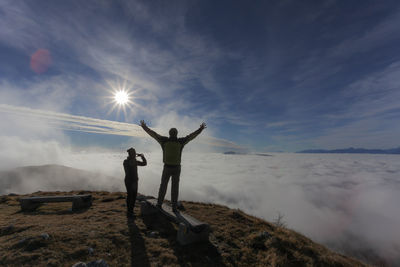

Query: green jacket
[[142, 126, 203, 166]]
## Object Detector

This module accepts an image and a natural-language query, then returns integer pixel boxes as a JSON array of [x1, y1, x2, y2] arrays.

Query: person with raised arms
[[140, 120, 206, 212]]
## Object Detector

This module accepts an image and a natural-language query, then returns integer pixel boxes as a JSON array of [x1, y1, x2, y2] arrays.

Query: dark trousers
[[157, 165, 181, 208], [125, 178, 138, 213]]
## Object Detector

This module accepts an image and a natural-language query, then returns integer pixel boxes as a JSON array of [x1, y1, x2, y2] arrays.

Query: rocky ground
[[0, 191, 368, 267]]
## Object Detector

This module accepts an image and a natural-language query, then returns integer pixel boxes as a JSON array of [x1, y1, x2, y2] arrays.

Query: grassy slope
[[0, 191, 367, 267]]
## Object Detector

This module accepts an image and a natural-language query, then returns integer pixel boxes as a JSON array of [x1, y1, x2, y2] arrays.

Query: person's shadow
[[127, 217, 150, 267]]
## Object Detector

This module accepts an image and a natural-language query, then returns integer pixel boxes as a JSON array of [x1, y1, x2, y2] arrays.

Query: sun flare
[[105, 80, 143, 118], [114, 90, 129, 105]]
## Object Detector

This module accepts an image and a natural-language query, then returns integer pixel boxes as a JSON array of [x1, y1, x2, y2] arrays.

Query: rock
[[88, 247, 94, 255], [87, 259, 109, 267], [17, 238, 28, 246], [1, 225, 14, 235], [72, 259, 109, 267], [147, 231, 159, 238], [41, 233, 50, 240]]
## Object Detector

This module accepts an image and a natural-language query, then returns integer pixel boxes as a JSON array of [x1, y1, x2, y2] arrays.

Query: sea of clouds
[[1, 143, 399, 265]]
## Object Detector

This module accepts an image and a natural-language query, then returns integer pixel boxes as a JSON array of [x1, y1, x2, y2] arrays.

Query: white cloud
[[332, 10, 400, 58], [0, 0, 248, 131], [0, 136, 65, 170], [342, 61, 400, 119], [0, 104, 240, 150], [178, 153, 400, 264], [1, 150, 399, 264]]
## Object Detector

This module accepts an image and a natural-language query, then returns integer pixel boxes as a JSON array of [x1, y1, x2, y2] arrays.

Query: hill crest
[[0, 191, 367, 266]]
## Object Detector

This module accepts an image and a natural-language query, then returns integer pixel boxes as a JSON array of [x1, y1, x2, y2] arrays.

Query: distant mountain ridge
[[223, 151, 273, 156], [297, 147, 400, 154]]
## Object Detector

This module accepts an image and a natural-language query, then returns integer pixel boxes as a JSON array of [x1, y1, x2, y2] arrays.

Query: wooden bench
[[141, 198, 210, 245], [19, 195, 92, 212]]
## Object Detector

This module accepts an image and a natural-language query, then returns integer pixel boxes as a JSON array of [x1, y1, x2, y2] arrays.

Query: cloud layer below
[[1, 145, 399, 265]]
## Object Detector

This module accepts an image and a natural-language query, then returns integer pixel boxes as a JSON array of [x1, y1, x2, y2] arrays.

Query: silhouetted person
[[124, 148, 147, 218], [140, 120, 206, 212]]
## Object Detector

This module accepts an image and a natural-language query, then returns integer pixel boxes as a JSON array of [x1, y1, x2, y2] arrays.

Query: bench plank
[[141, 198, 210, 245], [20, 195, 92, 203], [145, 198, 208, 232], [19, 195, 92, 211]]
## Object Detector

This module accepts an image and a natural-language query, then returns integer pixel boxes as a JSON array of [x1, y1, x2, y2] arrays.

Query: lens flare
[[30, 49, 52, 74]]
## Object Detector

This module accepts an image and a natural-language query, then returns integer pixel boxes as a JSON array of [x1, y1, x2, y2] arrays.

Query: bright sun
[[114, 90, 129, 105], [105, 81, 140, 118]]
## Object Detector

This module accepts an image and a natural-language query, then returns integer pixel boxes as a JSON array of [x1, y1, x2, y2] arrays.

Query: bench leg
[[140, 201, 158, 215], [20, 201, 42, 212], [177, 223, 210, 245], [72, 198, 92, 211]]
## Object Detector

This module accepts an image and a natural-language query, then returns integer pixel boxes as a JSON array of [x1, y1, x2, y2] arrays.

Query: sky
[[1, 0, 400, 151]]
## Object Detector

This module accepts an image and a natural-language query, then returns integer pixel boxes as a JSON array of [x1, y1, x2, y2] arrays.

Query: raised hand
[[200, 122, 207, 130], [140, 120, 146, 127]]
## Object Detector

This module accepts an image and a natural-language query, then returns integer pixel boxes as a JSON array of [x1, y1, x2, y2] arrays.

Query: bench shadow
[[127, 217, 150, 267], [15, 205, 91, 215], [141, 212, 225, 266]]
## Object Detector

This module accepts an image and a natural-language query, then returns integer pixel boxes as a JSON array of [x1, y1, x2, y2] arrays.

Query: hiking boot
[[172, 206, 178, 212]]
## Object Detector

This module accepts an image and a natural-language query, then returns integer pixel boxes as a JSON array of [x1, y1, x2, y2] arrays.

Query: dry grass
[[0, 191, 369, 267]]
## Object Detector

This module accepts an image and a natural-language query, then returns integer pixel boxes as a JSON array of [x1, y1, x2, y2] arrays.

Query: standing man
[[140, 120, 206, 212], [124, 147, 147, 218]]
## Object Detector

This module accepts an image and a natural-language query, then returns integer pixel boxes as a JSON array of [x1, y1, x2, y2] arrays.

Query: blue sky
[[1, 0, 400, 152]]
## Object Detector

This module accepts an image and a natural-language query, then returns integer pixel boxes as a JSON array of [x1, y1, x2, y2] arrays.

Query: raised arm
[[136, 154, 147, 166], [183, 122, 206, 145], [140, 120, 163, 142]]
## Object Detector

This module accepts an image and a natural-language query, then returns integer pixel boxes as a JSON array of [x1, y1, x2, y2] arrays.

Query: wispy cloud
[[331, 9, 400, 58], [265, 120, 299, 128], [0, 104, 241, 149], [0, 0, 239, 127], [1, 1, 400, 150]]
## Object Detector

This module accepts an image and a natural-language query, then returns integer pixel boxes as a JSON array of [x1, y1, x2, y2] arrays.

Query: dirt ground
[[0, 191, 367, 267]]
